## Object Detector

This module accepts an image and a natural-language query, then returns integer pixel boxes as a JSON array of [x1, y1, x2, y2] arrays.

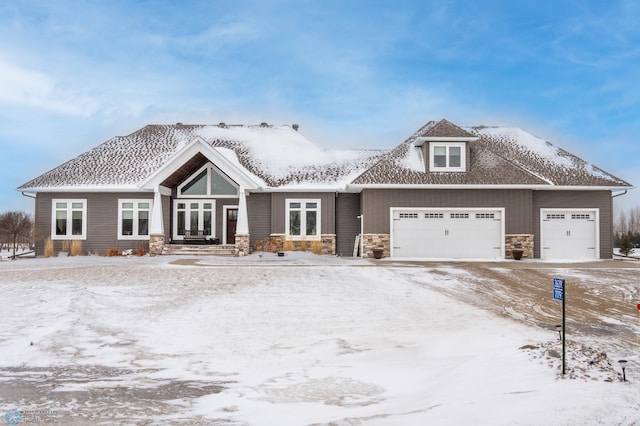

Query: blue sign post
[[553, 278, 566, 375]]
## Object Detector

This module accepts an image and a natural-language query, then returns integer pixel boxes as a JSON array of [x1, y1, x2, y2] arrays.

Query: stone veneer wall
[[235, 234, 250, 257], [149, 234, 165, 256], [254, 234, 336, 255], [505, 234, 534, 259], [362, 233, 390, 259]]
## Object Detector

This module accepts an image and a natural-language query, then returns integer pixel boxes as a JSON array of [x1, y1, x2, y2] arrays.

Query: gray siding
[[336, 193, 361, 257], [532, 190, 613, 259], [270, 193, 336, 235], [34, 192, 160, 256], [247, 192, 272, 246], [361, 189, 533, 234]]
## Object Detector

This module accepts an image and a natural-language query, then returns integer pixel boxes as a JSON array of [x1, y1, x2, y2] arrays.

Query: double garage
[[390, 207, 599, 260]]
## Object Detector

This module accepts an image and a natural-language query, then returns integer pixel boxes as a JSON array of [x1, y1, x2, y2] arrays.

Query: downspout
[[612, 190, 628, 199], [358, 214, 364, 258], [21, 192, 36, 199], [334, 192, 338, 256]]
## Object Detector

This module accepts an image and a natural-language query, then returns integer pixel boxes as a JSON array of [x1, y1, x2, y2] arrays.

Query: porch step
[[162, 244, 236, 256]]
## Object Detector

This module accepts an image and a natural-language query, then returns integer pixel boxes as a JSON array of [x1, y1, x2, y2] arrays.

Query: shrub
[[70, 240, 83, 256], [105, 248, 120, 257], [619, 234, 635, 257], [61, 240, 71, 253], [282, 239, 294, 252], [44, 238, 54, 258], [133, 245, 148, 256], [311, 240, 323, 255]]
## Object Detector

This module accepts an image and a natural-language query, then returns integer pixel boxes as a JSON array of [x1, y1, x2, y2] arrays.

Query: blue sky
[[1, 0, 639, 213]]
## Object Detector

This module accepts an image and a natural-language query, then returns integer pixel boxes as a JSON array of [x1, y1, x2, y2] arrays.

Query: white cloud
[[0, 59, 99, 116]]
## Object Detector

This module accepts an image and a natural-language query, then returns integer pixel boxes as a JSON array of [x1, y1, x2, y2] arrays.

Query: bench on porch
[[184, 229, 206, 244], [183, 230, 220, 245]]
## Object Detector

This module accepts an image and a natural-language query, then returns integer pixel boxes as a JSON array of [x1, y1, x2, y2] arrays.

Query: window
[[425, 213, 444, 219], [476, 213, 495, 219], [178, 163, 238, 197], [173, 200, 215, 239], [52, 199, 87, 239], [450, 213, 469, 219], [399, 213, 419, 219], [571, 214, 591, 220], [430, 142, 466, 172], [118, 200, 152, 239], [286, 199, 320, 239], [546, 214, 565, 220]]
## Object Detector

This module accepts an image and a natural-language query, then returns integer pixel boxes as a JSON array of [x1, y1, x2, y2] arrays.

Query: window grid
[[546, 214, 566, 220], [450, 213, 469, 219], [571, 214, 591, 220], [476, 213, 495, 219], [424, 213, 444, 219], [119, 200, 152, 239], [399, 213, 419, 219], [286, 199, 321, 240], [52, 199, 86, 239]]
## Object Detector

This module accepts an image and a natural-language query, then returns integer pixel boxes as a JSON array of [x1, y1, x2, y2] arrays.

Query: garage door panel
[[392, 209, 503, 259], [541, 210, 598, 259]]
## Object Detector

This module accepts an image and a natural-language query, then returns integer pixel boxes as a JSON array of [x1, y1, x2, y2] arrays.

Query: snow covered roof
[[19, 119, 631, 192], [351, 119, 631, 188], [18, 123, 387, 191]]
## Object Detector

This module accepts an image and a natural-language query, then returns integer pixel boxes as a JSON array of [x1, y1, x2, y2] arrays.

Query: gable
[[349, 119, 632, 189]]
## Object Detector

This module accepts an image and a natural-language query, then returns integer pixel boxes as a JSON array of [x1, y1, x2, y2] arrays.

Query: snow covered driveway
[[0, 254, 639, 425]]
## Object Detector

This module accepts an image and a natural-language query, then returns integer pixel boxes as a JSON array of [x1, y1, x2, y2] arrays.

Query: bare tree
[[0, 211, 33, 260]]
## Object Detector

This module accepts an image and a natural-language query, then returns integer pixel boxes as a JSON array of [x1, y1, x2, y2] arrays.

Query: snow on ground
[[0, 253, 639, 425]]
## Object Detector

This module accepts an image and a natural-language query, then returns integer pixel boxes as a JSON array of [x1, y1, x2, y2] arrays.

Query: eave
[[346, 183, 634, 192]]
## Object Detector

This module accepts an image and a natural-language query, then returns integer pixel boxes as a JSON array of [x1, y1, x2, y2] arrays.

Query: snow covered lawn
[[0, 253, 638, 425]]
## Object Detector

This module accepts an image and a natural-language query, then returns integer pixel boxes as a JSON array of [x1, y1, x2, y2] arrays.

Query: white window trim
[[51, 199, 87, 240], [285, 199, 321, 240], [118, 199, 153, 240], [172, 199, 217, 241], [177, 162, 239, 198], [429, 142, 466, 172]]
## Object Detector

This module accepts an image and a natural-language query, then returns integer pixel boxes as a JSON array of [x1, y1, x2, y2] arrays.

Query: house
[[18, 119, 632, 260]]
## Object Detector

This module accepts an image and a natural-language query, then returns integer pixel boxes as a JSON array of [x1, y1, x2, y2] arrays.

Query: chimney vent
[[219, 122, 226, 128], [292, 124, 299, 131], [260, 122, 269, 127]]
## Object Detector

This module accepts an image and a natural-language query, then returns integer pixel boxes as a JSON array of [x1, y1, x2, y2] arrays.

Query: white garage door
[[541, 209, 599, 259], [391, 208, 504, 259]]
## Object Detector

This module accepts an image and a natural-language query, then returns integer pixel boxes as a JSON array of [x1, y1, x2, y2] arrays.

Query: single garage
[[540, 209, 599, 260], [391, 208, 504, 259]]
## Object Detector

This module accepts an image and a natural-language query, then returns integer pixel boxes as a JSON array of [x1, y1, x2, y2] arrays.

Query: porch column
[[149, 187, 165, 256], [235, 188, 250, 256], [236, 188, 249, 234]]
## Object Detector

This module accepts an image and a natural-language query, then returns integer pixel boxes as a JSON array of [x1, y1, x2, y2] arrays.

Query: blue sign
[[553, 278, 565, 301]]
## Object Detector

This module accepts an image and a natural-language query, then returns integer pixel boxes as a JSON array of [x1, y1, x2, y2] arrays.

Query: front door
[[226, 208, 238, 244], [173, 200, 215, 241]]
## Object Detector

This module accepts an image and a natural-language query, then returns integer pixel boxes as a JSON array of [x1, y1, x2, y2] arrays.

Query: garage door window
[[546, 214, 565, 220], [450, 213, 469, 219], [476, 213, 495, 219], [572, 214, 591, 220]]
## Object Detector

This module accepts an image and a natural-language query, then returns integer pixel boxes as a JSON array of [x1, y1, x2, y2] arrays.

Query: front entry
[[173, 200, 215, 241], [225, 207, 238, 244]]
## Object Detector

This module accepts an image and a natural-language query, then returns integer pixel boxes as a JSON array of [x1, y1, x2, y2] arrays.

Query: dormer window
[[429, 142, 466, 172]]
